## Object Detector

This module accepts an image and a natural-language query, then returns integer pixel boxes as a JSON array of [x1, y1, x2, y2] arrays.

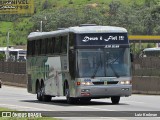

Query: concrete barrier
[[0, 72, 26, 87], [1, 72, 160, 95], [132, 76, 160, 95]]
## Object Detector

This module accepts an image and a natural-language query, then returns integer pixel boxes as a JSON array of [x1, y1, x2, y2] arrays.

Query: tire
[[80, 98, 91, 102], [37, 83, 42, 101], [65, 86, 77, 104], [41, 83, 51, 102], [111, 96, 120, 104]]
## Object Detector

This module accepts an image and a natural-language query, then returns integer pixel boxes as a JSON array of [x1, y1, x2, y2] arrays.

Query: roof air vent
[[79, 24, 97, 27]]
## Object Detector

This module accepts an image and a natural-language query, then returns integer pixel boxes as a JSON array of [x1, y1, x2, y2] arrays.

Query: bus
[[0, 47, 26, 61], [27, 25, 132, 104], [141, 47, 160, 57]]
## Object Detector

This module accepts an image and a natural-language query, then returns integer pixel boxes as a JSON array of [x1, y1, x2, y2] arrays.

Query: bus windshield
[[77, 48, 131, 78]]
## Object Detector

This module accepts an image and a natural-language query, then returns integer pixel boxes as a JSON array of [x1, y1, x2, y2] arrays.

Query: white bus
[[27, 25, 132, 104], [0, 47, 26, 61], [141, 47, 160, 57]]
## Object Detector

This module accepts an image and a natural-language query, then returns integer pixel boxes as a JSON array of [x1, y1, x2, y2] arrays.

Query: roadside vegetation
[[0, 0, 160, 53]]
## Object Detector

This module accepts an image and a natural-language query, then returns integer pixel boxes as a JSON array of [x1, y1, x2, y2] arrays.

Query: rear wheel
[[41, 83, 51, 102], [111, 96, 120, 104], [37, 83, 42, 101]]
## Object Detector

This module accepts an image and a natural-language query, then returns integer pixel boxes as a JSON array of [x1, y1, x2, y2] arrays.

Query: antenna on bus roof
[[79, 24, 97, 27]]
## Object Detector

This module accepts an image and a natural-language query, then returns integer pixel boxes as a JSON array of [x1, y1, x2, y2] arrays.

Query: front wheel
[[65, 87, 77, 104], [111, 96, 120, 104]]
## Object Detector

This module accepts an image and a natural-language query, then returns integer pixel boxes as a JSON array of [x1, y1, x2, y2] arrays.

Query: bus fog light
[[81, 89, 90, 92], [121, 88, 129, 91]]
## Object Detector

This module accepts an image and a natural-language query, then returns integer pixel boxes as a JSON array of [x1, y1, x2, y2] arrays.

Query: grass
[[0, 107, 59, 120], [0, 0, 147, 47]]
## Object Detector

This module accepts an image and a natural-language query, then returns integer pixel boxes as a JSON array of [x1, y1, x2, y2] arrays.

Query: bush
[[0, 53, 5, 61]]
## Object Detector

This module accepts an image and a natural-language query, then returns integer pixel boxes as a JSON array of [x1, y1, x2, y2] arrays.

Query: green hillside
[[0, 0, 160, 47]]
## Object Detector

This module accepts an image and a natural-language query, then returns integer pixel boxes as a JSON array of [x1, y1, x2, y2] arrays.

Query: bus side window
[[41, 39, 46, 55], [61, 36, 67, 54], [55, 37, 62, 54], [69, 49, 75, 79], [32, 40, 35, 56]]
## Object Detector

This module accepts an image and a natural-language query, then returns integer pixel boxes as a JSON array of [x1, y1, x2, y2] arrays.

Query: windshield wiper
[[91, 61, 101, 79], [91, 54, 102, 79], [109, 64, 119, 78], [106, 53, 120, 78]]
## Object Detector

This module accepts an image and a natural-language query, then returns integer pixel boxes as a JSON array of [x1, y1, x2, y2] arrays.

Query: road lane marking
[[78, 106, 114, 111], [123, 101, 145, 104]]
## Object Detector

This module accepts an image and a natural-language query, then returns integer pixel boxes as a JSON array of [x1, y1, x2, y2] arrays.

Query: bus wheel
[[37, 83, 42, 101], [65, 88, 77, 104], [41, 83, 51, 102], [111, 96, 120, 104], [80, 98, 91, 102]]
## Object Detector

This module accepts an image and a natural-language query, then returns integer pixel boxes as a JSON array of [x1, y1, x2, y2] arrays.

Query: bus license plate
[[104, 81, 108, 85]]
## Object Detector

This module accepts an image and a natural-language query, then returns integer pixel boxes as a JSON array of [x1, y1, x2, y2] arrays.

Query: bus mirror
[[130, 53, 134, 62]]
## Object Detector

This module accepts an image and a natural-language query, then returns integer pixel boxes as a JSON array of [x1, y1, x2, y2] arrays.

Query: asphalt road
[[0, 85, 160, 120]]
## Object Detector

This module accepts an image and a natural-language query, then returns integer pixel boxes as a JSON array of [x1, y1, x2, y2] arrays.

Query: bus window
[[41, 39, 46, 55], [54, 37, 62, 54], [61, 36, 67, 54]]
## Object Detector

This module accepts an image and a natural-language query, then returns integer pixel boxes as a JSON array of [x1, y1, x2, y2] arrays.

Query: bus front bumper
[[75, 85, 132, 98]]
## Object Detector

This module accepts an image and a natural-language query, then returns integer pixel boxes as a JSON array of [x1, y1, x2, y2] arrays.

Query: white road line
[[78, 106, 115, 111], [0, 103, 53, 111], [123, 101, 145, 104]]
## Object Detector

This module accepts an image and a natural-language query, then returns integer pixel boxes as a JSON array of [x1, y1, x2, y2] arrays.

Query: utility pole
[[40, 21, 43, 32], [40, 16, 47, 32], [6, 29, 10, 61]]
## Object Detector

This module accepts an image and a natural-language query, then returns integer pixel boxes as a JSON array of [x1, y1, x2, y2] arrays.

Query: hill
[[0, 0, 159, 47]]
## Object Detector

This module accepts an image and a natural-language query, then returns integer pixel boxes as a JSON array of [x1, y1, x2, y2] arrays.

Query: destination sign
[[76, 33, 129, 47], [0, 0, 34, 14]]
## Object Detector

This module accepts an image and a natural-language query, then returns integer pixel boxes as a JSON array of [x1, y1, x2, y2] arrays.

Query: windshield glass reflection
[[77, 48, 131, 78]]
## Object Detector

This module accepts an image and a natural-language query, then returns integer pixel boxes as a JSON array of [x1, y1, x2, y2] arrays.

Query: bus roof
[[0, 47, 24, 52], [28, 25, 127, 40], [143, 48, 160, 52]]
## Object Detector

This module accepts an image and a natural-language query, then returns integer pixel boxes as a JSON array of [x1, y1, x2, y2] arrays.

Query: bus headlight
[[120, 80, 131, 85], [81, 81, 92, 85]]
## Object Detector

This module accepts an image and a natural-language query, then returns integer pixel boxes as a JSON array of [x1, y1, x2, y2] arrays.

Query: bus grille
[[92, 81, 118, 85]]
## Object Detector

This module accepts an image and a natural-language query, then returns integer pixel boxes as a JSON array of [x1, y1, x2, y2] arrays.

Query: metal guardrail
[[0, 59, 160, 94]]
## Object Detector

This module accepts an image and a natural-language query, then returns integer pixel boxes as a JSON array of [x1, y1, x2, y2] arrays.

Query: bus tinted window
[[54, 37, 62, 54], [41, 39, 46, 55], [69, 33, 75, 48], [61, 36, 67, 54], [47, 38, 55, 54], [28, 40, 35, 56]]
